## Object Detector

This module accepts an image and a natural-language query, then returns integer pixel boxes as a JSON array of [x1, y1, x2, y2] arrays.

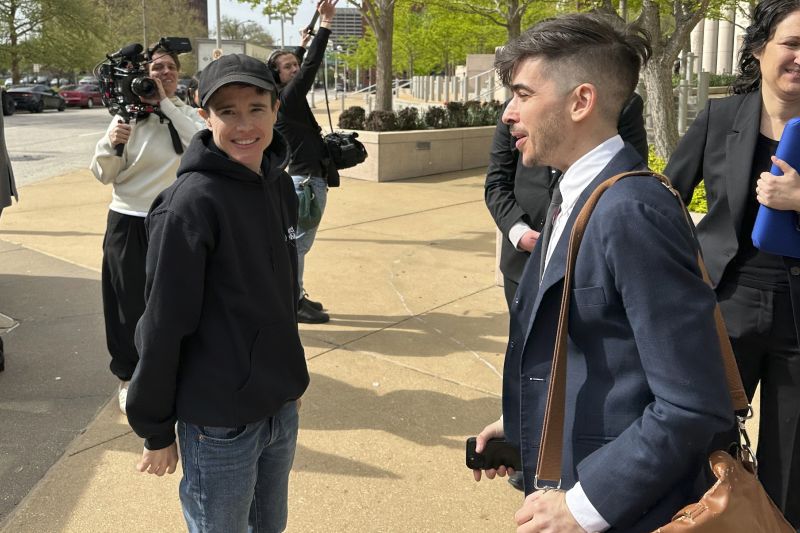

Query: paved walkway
[[0, 166, 520, 532], [0, 113, 761, 531]]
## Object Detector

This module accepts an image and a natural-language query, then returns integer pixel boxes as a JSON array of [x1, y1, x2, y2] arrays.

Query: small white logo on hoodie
[[287, 226, 296, 241]]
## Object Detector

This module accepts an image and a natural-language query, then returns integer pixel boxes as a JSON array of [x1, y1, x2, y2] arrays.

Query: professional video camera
[[94, 37, 191, 121]]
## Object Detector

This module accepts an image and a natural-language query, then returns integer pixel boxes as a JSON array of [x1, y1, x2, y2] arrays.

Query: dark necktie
[[539, 177, 564, 280]]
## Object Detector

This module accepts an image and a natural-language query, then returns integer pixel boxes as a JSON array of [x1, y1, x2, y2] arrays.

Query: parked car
[[78, 76, 97, 85], [6, 85, 65, 113], [50, 77, 71, 87], [59, 84, 102, 108], [1, 89, 14, 116]]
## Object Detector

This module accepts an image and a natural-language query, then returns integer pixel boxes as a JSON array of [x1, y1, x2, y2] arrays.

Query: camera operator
[[270, 0, 338, 324], [90, 43, 204, 414]]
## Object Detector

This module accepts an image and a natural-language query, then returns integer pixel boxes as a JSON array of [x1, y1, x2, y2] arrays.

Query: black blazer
[[665, 91, 800, 339], [666, 90, 800, 340], [484, 93, 648, 283]]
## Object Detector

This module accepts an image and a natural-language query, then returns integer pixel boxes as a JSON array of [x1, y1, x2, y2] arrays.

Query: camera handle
[[114, 116, 131, 156]]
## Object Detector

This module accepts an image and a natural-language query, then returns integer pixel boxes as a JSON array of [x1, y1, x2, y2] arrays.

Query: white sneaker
[[118, 381, 129, 415]]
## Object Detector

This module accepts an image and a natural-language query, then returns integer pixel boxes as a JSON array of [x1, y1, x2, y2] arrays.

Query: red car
[[59, 84, 102, 108]]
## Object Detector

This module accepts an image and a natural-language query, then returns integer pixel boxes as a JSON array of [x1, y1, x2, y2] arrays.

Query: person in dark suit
[[665, 0, 800, 526], [485, 67, 649, 496], [485, 93, 648, 310], [471, 14, 735, 532]]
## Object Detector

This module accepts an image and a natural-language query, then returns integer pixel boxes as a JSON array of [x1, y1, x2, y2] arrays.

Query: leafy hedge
[[648, 145, 707, 213], [338, 100, 504, 132]]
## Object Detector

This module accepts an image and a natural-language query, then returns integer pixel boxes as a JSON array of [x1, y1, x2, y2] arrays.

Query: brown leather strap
[[534, 170, 749, 487]]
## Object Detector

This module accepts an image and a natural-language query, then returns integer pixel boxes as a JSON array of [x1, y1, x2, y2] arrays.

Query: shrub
[[423, 106, 448, 129], [688, 181, 708, 213], [648, 145, 707, 213], [445, 101, 468, 128], [364, 110, 397, 132], [396, 107, 420, 130], [338, 106, 365, 130], [709, 73, 736, 88], [349, 100, 502, 131]]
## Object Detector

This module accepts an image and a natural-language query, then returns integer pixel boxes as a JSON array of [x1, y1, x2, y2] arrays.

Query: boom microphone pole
[[305, 11, 320, 36]]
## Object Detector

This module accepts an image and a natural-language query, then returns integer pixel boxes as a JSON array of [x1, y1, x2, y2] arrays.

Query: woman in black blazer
[[665, 0, 800, 527]]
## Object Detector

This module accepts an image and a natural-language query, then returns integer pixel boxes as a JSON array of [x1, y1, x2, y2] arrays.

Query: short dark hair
[[495, 13, 651, 121], [204, 82, 277, 111], [148, 44, 181, 72], [732, 0, 800, 94]]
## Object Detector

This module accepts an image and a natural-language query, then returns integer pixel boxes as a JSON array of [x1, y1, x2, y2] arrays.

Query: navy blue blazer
[[503, 143, 735, 531]]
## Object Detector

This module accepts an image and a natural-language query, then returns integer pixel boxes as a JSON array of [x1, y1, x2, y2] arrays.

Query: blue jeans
[[177, 401, 299, 533], [291, 175, 327, 296]]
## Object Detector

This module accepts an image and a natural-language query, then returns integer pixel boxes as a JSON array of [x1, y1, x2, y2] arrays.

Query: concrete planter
[[339, 125, 495, 182]]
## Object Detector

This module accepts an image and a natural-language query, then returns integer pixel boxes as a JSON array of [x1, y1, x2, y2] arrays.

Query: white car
[[78, 76, 96, 85]]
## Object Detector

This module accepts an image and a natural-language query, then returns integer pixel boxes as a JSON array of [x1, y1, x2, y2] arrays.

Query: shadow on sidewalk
[[299, 310, 508, 358]]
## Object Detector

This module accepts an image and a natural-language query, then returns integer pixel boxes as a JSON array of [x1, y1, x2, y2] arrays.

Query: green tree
[[0, 0, 105, 82], [213, 15, 275, 47], [429, 0, 556, 40], [615, 0, 737, 159], [97, 0, 207, 74], [240, 0, 397, 111]]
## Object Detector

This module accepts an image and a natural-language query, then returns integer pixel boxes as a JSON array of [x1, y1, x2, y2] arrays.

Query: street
[[5, 107, 116, 187]]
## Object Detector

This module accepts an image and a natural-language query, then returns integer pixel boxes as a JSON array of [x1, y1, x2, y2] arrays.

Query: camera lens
[[131, 76, 157, 99]]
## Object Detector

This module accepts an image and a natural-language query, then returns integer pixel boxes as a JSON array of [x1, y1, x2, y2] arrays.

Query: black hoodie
[[127, 128, 309, 450]]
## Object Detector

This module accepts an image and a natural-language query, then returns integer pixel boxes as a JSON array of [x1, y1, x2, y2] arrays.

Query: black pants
[[503, 276, 519, 312], [101, 211, 147, 381], [718, 282, 800, 528]]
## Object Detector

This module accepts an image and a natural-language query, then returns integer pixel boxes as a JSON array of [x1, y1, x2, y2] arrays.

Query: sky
[[207, 0, 319, 48]]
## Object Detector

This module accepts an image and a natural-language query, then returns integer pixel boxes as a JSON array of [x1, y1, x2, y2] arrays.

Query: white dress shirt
[[541, 134, 624, 533], [543, 135, 624, 270]]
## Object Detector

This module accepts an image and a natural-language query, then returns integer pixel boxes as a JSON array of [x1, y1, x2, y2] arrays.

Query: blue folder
[[751, 117, 800, 258]]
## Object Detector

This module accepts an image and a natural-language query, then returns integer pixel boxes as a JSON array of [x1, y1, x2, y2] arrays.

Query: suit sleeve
[[484, 104, 529, 236], [618, 93, 648, 161], [664, 100, 711, 204], [576, 187, 734, 528]]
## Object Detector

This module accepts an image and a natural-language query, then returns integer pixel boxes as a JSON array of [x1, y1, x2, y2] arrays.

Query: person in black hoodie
[[270, 0, 338, 324], [127, 54, 309, 533]]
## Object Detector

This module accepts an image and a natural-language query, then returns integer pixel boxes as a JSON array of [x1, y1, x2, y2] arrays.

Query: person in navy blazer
[[665, 0, 800, 527], [485, 93, 649, 311], [471, 14, 735, 533]]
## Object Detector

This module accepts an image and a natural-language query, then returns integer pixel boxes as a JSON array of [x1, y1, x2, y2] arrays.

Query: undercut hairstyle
[[148, 44, 181, 72], [495, 13, 651, 122], [732, 0, 800, 94]]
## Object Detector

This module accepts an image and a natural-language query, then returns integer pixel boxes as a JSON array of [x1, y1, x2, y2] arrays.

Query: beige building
[[689, 5, 752, 76]]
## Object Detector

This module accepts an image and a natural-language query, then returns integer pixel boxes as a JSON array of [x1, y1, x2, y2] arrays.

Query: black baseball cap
[[199, 53, 277, 107]]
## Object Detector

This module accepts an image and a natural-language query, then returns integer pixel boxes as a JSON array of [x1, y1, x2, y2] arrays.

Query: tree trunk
[[507, 0, 521, 40], [643, 57, 679, 160], [374, 5, 394, 111]]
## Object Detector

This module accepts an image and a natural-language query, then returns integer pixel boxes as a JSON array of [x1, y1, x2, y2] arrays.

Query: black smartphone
[[465, 437, 522, 471]]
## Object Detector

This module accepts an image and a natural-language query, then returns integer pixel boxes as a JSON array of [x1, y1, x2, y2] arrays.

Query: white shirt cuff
[[508, 221, 532, 250], [565, 482, 610, 533]]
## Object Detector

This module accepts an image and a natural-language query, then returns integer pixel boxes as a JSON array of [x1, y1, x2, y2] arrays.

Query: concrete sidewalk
[[0, 167, 520, 532]]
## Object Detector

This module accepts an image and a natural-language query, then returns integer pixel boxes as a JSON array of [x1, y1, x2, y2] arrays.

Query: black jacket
[[665, 89, 800, 340], [127, 129, 309, 450], [275, 27, 339, 186], [485, 93, 648, 283]]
